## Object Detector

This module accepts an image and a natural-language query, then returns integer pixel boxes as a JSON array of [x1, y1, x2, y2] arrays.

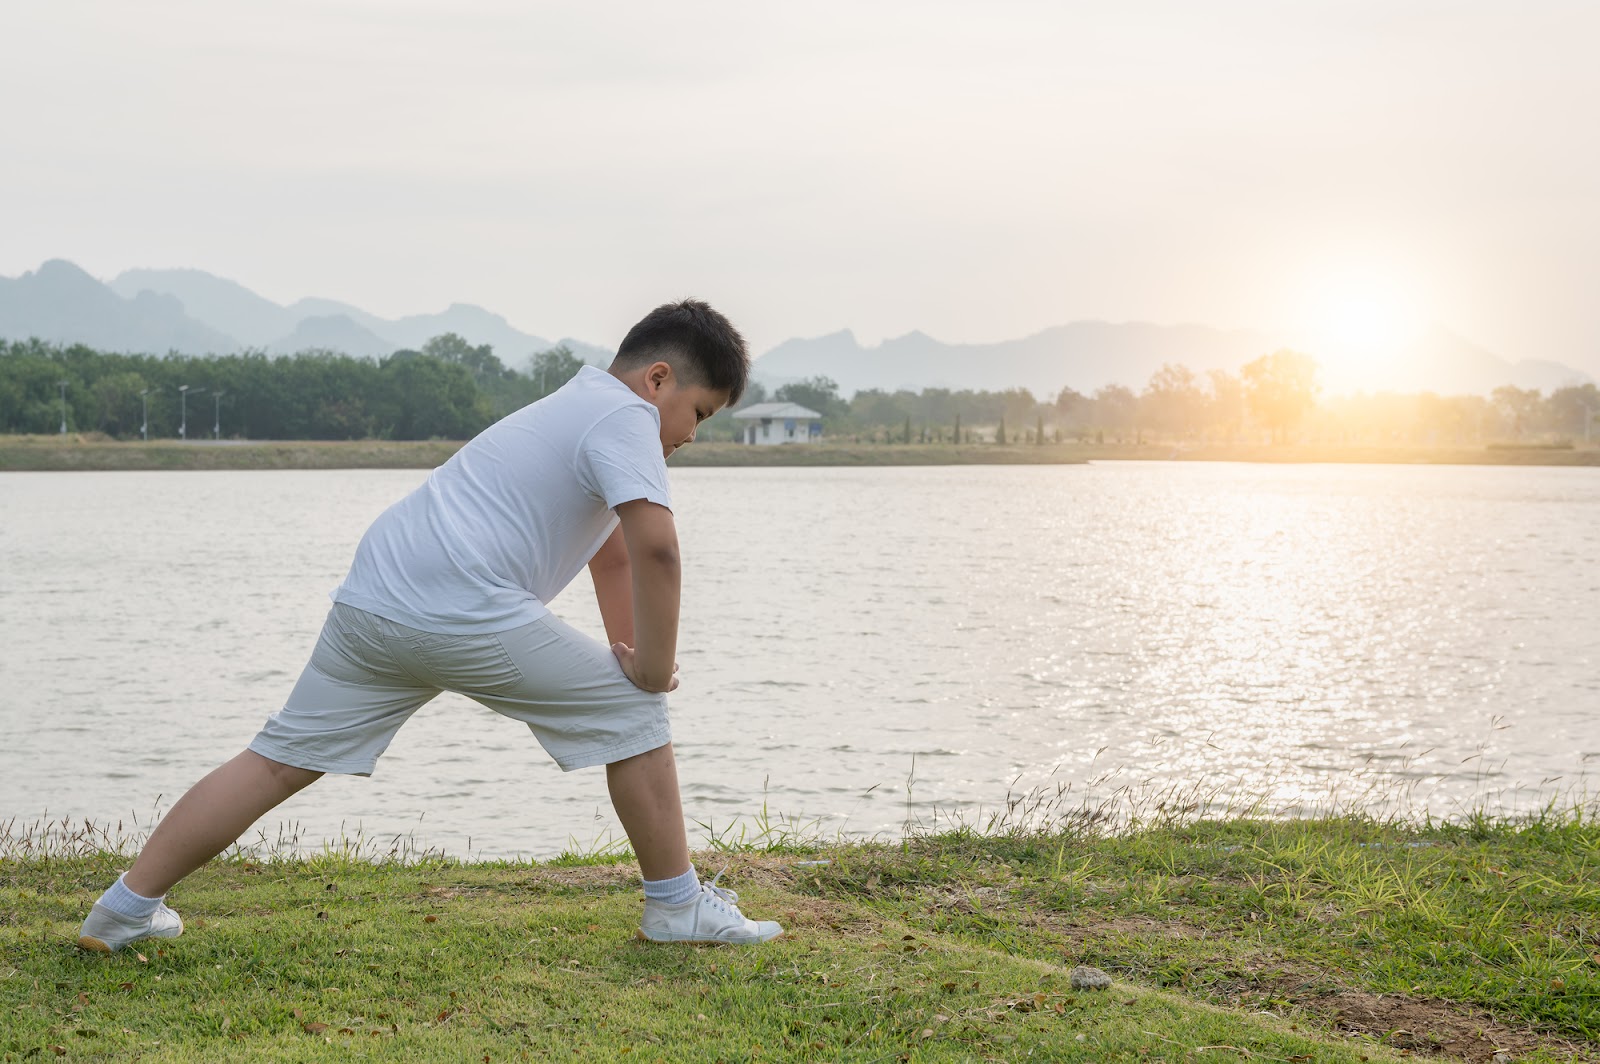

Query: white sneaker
[[77, 902, 184, 953], [637, 870, 783, 944]]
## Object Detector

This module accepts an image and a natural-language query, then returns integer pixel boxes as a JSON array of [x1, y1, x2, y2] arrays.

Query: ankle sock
[[642, 865, 700, 906], [98, 873, 164, 919]]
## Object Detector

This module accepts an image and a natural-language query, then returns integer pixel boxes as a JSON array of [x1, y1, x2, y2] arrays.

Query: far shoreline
[[2, 435, 1597, 472]]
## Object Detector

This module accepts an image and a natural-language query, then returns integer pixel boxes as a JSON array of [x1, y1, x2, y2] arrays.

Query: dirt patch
[[1294, 984, 1597, 1064], [903, 886, 1597, 1062], [519, 865, 638, 890], [422, 885, 490, 899], [994, 899, 1221, 954]]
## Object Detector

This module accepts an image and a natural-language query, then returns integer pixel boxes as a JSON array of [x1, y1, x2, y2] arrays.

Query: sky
[[2, 0, 1597, 375]]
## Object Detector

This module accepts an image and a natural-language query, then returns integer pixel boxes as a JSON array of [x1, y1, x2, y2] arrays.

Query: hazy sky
[[3, 0, 1596, 372]]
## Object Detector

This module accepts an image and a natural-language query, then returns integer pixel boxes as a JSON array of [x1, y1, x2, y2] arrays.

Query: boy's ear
[[644, 360, 673, 396]]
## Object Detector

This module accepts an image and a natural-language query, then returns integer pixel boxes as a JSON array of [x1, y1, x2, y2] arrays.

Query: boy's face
[[642, 362, 730, 458]]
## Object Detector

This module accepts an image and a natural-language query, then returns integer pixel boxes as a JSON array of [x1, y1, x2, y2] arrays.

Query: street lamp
[[212, 390, 226, 440], [58, 380, 68, 435], [178, 386, 206, 440]]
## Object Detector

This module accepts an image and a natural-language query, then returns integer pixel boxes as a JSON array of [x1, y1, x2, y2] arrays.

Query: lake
[[1, 462, 1596, 860]]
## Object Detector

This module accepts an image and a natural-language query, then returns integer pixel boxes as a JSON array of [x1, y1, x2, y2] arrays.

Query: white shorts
[[249, 603, 671, 775]]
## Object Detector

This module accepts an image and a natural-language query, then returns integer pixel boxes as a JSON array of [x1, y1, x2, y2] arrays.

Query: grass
[[5, 434, 1599, 471], [4, 793, 1598, 1063]]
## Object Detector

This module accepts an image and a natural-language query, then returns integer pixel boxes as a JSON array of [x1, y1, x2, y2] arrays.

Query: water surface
[[1, 463, 1595, 858]]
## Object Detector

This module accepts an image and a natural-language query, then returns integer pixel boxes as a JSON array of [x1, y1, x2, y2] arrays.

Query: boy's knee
[[606, 741, 675, 770], [245, 749, 324, 788]]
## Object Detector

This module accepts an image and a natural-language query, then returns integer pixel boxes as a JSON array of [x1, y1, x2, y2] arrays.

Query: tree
[[995, 417, 1006, 445], [1143, 363, 1203, 439], [422, 334, 508, 384], [1206, 370, 1244, 443], [529, 345, 586, 399], [1241, 350, 1319, 443], [1092, 384, 1138, 442], [738, 379, 769, 407], [89, 371, 148, 437], [377, 351, 492, 439], [1490, 385, 1542, 440], [1547, 384, 1599, 442], [774, 376, 842, 419]]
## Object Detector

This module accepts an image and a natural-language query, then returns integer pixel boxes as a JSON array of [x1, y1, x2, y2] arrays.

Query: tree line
[[5, 338, 1595, 446], [723, 351, 1599, 447], [0, 336, 587, 440]]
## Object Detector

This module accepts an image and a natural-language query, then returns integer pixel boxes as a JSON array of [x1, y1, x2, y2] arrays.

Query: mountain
[[7, 260, 1589, 395], [384, 305, 555, 357], [756, 322, 1278, 398], [131, 278, 559, 359], [756, 322, 1594, 399], [268, 315, 397, 358], [1374, 327, 1591, 396], [0, 260, 239, 355], [109, 268, 297, 348], [113, 269, 564, 359]]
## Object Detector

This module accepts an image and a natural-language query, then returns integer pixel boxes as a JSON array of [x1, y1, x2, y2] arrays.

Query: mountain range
[[0, 260, 612, 369], [757, 324, 1591, 397], [1, 260, 1590, 398]]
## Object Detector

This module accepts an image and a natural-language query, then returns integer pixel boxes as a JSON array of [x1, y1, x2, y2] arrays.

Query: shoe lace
[[702, 866, 743, 917]]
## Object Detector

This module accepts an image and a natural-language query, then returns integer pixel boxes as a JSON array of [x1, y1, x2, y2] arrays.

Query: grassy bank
[[4, 435, 1599, 471], [0, 437, 463, 472], [3, 812, 1597, 1062]]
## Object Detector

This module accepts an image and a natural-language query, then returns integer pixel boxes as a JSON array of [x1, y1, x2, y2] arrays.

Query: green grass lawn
[[5, 435, 1599, 471], [3, 812, 1597, 1062]]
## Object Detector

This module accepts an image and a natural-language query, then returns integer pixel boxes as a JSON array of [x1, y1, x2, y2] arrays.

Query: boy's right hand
[[611, 642, 680, 693]]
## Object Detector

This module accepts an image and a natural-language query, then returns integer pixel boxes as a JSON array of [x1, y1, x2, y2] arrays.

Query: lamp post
[[212, 390, 225, 440], [178, 386, 207, 440], [58, 380, 68, 435], [140, 387, 151, 441]]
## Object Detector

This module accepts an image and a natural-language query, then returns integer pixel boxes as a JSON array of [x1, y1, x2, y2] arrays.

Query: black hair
[[612, 299, 749, 404]]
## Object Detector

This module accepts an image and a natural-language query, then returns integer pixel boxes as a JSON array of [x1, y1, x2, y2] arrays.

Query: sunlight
[[1296, 266, 1429, 392], [1322, 287, 1420, 355]]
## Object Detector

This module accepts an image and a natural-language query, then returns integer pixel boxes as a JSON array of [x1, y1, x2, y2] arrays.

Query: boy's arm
[[611, 499, 680, 693], [587, 523, 635, 646]]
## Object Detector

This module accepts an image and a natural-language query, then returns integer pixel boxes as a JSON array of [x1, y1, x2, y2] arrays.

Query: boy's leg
[[606, 742, 782, 944], [468, 615, 782, 942], [79, 750, 321, 952], [80, 604, 437, 951], [124, 749, 322, 896], [604, 742, 691, 881]]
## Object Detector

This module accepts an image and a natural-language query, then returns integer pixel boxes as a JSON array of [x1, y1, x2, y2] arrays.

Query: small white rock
[[1069, 965, 1112, 990]]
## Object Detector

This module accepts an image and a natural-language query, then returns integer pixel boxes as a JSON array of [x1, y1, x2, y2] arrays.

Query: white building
[[732, 402, 823, 445]]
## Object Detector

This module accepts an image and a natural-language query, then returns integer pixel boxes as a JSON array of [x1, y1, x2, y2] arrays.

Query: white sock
[[642, 865, 700, 905], [98, 873, 164, 919]]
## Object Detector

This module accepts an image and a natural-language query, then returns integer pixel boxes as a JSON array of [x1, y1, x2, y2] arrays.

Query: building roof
[[731, 402, 823, 420]]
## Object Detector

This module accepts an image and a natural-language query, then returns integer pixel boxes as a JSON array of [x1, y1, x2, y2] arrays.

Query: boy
[[77, 299, 782, 950]]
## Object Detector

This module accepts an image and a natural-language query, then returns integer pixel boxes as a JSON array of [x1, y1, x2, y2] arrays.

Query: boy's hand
[[611, 642, 680, 693]]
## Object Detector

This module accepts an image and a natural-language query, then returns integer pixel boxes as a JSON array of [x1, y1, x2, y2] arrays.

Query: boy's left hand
[[611, 642, 681, 693]]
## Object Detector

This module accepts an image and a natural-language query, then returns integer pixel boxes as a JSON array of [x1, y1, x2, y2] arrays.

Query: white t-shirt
[[332, 366, 672, 634]]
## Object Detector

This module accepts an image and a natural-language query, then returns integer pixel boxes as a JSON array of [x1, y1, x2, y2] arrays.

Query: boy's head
[[610, 299, 749, 457]]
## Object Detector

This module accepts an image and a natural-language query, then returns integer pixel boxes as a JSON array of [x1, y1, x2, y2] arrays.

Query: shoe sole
[[635, 928, 784, 944], [77, 935, 115, 953]]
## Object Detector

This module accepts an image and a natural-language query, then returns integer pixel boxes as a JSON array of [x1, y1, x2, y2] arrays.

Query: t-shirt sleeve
[[576, 405, 674, 512]]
